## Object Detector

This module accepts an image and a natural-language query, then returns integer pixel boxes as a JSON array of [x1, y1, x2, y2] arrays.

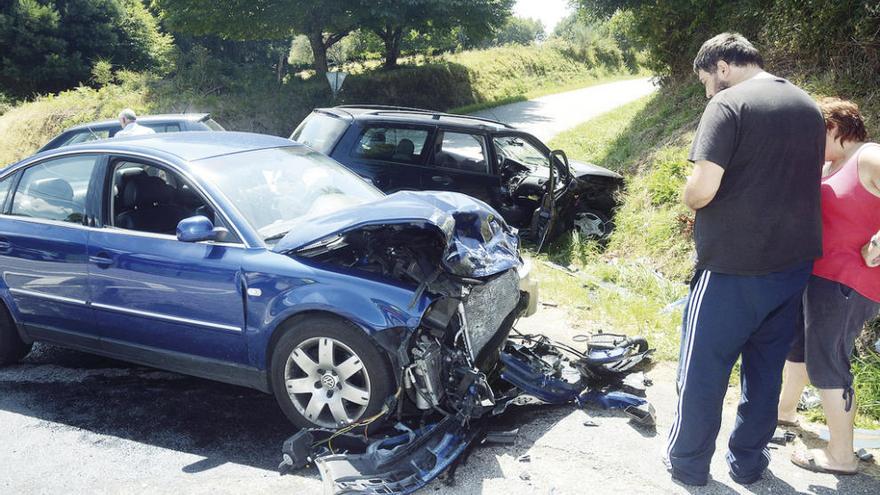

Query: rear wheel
[[270, 316, 394, 430], [0, 303, 31, 366]]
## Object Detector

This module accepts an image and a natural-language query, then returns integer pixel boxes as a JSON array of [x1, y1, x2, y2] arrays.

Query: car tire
[[573, 208, 614, 242], [0, 302, 31, 366], [270, 315, 395, 430]]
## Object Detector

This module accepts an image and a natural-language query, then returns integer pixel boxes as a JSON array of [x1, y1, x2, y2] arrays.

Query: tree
[[493, 16, 545, 46], [153, 0, 357, 74], [359, 0, 514, 70], [0, 0, 172, 96]]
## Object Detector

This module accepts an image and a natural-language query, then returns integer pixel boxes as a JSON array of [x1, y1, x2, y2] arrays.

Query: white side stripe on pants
[[666, 270, 712, 460]]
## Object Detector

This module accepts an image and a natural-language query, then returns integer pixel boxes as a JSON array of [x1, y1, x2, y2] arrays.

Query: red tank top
[[813, 143, 880, 302]]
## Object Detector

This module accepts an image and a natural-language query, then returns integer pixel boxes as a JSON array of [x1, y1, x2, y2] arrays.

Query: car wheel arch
[[264, 310, 395, 390]]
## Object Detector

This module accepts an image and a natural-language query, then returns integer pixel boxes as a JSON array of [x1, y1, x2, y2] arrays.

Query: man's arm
[[683, 159, 725, 210]]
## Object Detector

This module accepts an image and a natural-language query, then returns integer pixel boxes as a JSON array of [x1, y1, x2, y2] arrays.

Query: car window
[[60, 129, 111, 147], [0, 173, 14, 210], [291, 112, 349, 154], [433, 131, 489, 174], [10, 155, 98, 224], [191, 147, 383, 241], [109, 160, 236, 241], [350, 126, 430, 165], [493, 136, 549, 168], [143, 123, 181, 133]]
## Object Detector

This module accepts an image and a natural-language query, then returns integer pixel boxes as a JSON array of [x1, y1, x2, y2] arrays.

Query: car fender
[[241, 253, 434, 370]]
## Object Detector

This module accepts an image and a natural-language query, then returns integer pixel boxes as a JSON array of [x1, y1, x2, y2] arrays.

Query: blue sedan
[[0, 132, 537, 430]]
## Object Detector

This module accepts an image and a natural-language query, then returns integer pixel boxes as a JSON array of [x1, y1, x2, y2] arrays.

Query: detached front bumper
[[517, 258, 539, 317]]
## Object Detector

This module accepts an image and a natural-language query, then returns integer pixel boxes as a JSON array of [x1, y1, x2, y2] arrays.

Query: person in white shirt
[[115, 108, 156, 137]]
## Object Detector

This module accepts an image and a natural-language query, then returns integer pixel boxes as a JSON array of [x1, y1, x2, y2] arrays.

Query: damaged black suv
[[292, 105, 624, 243]]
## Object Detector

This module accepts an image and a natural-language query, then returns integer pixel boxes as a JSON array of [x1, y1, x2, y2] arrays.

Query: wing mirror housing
[[176, 215, 228, 243]]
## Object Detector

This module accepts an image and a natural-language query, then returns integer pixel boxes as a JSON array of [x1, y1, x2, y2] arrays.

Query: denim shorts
[[787, 275, 880, 390]]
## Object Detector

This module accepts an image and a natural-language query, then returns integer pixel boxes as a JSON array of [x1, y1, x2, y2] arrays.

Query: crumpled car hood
[[272, 190, 521, 278], [569, 159, 622, 179]]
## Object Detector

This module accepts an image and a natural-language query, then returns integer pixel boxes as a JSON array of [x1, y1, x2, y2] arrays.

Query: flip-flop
[[791, 450, 857, 475], [777, 418, 800, 428]]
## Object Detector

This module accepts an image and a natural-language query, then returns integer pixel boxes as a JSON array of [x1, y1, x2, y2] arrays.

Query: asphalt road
[[2, 307, 878, 494], [471, 77, 657, 141]]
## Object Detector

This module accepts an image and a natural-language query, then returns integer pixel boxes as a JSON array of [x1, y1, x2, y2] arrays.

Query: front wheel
[[270, 316, 394, 430], [573, 208, 614, 242]]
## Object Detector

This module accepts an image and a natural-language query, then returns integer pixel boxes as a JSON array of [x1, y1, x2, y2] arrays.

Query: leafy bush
[[0, 0, 173, 97]]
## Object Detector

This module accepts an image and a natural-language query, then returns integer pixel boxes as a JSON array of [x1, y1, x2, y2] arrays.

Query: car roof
[[318, 105, 513, 131], [62, 113, 212, 132], [29, 131, 299, 164]]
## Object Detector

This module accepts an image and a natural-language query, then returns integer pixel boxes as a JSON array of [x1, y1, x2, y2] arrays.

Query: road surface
[[471, 77, 657, 141]]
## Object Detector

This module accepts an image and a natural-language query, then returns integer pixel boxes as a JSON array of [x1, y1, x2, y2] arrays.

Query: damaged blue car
[[0, 131, 541, 429], [0, 132, 653, 495]]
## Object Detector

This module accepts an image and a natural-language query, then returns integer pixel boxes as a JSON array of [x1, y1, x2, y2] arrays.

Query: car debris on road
[[279, 331, 655, 494]]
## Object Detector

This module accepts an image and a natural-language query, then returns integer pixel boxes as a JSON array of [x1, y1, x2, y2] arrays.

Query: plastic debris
[[856, 448, 874, 462]]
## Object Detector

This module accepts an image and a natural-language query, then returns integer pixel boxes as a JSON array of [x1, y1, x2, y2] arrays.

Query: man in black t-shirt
[[664, 33, 824, 486]]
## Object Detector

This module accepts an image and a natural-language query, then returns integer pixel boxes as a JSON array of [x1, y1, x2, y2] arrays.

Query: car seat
[[114, 175, 190, 235], [27, 177, 79, 221], [391, 139, 415, 162]]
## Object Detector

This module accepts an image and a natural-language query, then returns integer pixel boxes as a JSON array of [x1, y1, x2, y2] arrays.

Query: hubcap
[[284, 337, 371, 428], [574, 211, 607, 238]]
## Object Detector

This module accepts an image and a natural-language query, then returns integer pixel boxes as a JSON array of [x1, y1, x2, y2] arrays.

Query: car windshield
[[290, 112, 349, 154], [192, 147, 383, 241], [493, 136, 549, 168]]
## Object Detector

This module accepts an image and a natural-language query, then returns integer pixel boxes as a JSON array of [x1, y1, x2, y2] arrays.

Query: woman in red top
[[778, 97, 880, 475]]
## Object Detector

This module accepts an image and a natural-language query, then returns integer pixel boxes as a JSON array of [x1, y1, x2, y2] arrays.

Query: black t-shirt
[[688, 74, 824, 275]]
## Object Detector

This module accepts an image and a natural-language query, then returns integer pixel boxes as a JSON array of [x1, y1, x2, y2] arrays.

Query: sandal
[[791, 450, 857, 475]]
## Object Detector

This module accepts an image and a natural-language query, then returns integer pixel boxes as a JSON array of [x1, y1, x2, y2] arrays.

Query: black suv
[[292, 105, 623, 242]]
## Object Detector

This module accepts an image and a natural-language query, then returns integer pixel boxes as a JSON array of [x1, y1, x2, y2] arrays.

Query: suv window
[[291, 113, 349, 154], [433, 131, 489, 174], [10, 155, 98, 224], [351, 126, 430, 164], [494, 135, 549, 168]]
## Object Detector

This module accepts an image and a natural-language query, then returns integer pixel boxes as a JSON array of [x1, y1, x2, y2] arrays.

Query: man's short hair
[[119, 108, 137, 121], [818, 97, 868, 144], [693, 32, 764, 74]]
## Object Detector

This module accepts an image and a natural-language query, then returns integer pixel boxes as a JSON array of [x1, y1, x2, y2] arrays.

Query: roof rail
[[333, 104, 513, 128], [343, 108, 513, 130], [335, 104, 441, 113]]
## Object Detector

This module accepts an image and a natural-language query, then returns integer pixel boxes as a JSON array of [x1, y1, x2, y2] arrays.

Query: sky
[[514, 0, 574, 33]]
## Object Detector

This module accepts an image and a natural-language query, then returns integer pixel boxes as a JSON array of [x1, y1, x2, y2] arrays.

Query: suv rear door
[[338, 124, 435, 193]]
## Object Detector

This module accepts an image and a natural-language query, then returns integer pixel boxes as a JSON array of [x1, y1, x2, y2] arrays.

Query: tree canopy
[[358, 0, 514, 69], [0, 0, 172, 97], [153, 0, 357, 74]]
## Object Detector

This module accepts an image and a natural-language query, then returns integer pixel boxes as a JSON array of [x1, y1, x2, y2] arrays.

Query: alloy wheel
[[283, 336, 371, 428]]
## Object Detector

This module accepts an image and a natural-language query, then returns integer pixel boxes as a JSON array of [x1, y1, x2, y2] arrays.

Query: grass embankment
[[0, 43, 643, 166], [537, 81, 880, 427]]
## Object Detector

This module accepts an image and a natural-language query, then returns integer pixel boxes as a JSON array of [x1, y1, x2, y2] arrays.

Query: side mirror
[[176, 215, 228, 243]]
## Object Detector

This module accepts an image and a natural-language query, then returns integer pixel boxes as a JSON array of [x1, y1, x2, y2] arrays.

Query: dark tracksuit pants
[[666, 262, 812, 485]]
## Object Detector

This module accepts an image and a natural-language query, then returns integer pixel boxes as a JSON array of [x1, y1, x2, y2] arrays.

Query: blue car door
[[87, 157, 249, 370], [0, 154, 100, 344]]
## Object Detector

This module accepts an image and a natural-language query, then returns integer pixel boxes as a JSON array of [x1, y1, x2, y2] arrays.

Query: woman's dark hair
[[693, 32, 764, 74], [818, 97, 869, 144]]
